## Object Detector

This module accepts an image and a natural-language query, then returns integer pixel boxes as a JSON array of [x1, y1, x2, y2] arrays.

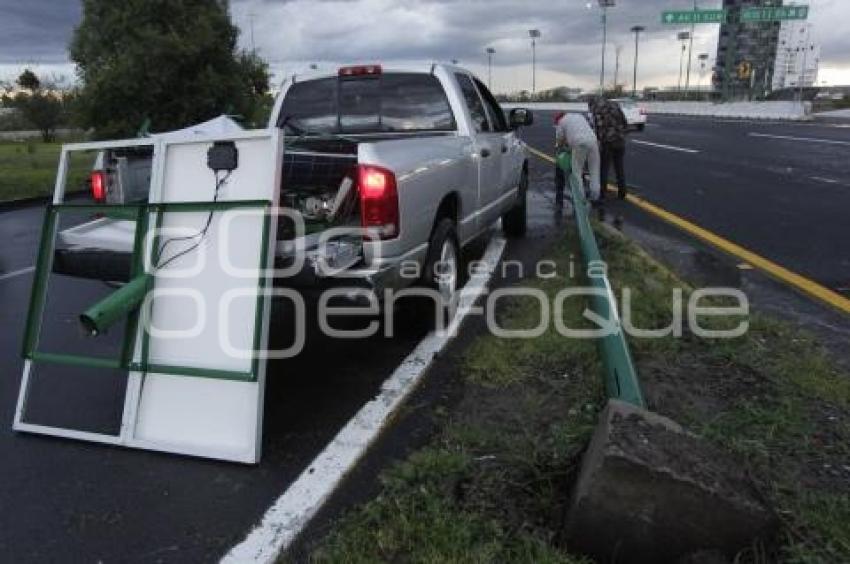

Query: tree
[[70, 0, 270, 138], [17, 69, 41, 91], [7, 69, 66, 142]]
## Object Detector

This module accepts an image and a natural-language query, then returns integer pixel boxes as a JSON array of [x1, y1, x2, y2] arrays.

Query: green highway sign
[[741, 5, 809, 22], [662, 9, 727, 25]]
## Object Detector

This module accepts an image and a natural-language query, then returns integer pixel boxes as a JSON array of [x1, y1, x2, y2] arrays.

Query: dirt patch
[[638, 345, 775, 424], [446, 373, 601, 544]]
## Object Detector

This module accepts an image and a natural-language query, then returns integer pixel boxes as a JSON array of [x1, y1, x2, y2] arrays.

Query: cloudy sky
[[1, 0, 848, 93]]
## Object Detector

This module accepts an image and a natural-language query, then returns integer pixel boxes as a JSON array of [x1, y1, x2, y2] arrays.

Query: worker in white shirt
[[555, 110, 602, 204]]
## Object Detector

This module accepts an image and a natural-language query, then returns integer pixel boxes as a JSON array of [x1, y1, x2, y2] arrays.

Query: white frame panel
[[13, 130, 284, 464]]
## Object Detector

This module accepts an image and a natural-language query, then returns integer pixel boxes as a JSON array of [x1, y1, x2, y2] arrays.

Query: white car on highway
[[612, 98, 647, 132]]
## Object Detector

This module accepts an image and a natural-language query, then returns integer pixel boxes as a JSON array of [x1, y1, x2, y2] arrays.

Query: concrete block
[[564, 400, 777, 563]]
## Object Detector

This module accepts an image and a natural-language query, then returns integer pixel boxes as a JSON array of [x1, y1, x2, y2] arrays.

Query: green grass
[[304, 225, 850, 563], [0, 141, 91, 202]]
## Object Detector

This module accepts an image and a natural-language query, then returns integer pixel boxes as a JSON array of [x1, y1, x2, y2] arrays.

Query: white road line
[[811, 176, 840, 184], [221, 235, 507, 564], [0, 266, 35, 282], [631, 139, 700, 154], [749, 132, 850, 146]]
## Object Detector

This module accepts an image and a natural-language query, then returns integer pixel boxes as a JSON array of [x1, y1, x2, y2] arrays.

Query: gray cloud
[[0, 0, 80, 63], [0, 0, 848, 88]]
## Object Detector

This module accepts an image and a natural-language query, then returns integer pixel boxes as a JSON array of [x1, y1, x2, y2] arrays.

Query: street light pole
[[529, 29, 541, 96], [684, 0, 697, 98], [798, 23, 812, 103], [698, 53, 709, 100], [677, 31, 690, 95], [613, 45, 622, 92], [598, 0, 615, 93], [486, 47, 495, 91], [630, 25, 645, 98]]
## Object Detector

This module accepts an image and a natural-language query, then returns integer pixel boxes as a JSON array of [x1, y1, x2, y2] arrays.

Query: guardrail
[[502, 101, 812, 121], [560, 155, 645, 407]]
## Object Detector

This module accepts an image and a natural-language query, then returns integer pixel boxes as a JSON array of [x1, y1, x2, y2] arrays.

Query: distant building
[[714, 0, 784, 98], [772, 19, 819, 89]]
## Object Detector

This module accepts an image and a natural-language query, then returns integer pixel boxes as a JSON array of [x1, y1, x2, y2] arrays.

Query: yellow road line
[[525, 144, 850, 315]]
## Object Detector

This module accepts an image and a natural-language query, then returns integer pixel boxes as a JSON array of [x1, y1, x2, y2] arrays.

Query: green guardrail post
[[559, 153, 645, 408]]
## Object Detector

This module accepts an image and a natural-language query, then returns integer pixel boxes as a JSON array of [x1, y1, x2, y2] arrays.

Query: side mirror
[[509, 108, 534, 129]]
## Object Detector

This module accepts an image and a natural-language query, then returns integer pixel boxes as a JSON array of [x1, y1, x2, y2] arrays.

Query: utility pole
[[486, 47, 495, 91], [684, 0, 697, 98], [529, 29, 541, 96], [630, 25, 645, 98], [598, 0, 616, 93]]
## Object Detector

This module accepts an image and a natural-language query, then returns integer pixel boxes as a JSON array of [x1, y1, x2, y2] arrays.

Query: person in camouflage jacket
[[589, 96, 629, 200]]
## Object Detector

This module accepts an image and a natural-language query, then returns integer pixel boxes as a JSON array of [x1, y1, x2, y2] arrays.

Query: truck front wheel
[[502, 169, 527, 237]]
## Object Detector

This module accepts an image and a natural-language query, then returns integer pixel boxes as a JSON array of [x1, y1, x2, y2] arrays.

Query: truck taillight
[[639, 107, 647, 116], [90, 170, 106, 202], [358, 164, 399, 239]]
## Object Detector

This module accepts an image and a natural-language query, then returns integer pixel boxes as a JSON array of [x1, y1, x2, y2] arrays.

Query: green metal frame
[[562, 161, 645, 408], [22, 200, 272, 382]]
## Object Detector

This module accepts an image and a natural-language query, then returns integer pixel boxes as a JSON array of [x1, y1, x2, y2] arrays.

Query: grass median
[[0, 141, 90, 202], [300, 224, 850, 563]]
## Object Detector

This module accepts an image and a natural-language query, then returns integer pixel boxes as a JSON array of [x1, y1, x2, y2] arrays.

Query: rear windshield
[[278, 73, 457, 134]]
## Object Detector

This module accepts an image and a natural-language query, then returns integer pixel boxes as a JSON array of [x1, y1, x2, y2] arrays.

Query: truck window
[[279, 73, 456, 134], [473, 77, 508, 132], [455, 73, 490, 133]]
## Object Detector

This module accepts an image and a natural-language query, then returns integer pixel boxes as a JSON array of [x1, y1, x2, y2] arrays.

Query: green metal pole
[[80, 273, 152, 336]]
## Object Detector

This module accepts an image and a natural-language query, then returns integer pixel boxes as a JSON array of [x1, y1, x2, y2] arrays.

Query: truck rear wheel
[[502, 169, 527, 238], [421, 217, 460, 324]]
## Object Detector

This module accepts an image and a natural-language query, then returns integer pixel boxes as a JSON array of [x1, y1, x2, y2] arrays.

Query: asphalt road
[[2, 112, 848, 562], [521, 112, 850, 296], [0, 169, 561, 562], [0, 205, 439, 560]]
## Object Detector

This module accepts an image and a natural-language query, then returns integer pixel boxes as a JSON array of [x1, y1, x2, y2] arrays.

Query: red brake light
[[339, 65, 382, 77], [90, 171, 106, 202], [358, 164, 399, 239]]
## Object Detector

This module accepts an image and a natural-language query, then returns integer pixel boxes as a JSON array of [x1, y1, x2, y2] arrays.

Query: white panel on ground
[[132, 375, 261, 460], [127, 132, 282, 463], [13, 131, 281, 464]]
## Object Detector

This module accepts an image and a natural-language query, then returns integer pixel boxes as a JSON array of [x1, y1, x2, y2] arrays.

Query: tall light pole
[[630, 25, 645, 98], [486, 47, 496, 91], [598, 0, 615, 93], [684, 0, 697, 97], [677, 31, 690, 95], [698, 53, 709, 99], [613, 45, 622, 93], [248, 11, 257, 52], [528, 29, 541, 96], [798, 23, 812, 103]]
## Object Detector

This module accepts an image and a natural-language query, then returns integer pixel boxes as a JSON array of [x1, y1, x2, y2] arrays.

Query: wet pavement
[[1, 110, 848, 561]]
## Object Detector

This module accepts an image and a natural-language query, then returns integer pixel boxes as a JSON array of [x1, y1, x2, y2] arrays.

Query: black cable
[[153, 170, 231, 271]]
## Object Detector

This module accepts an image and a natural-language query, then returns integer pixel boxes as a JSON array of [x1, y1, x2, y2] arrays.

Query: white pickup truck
[[55, 63, 533, 306]]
